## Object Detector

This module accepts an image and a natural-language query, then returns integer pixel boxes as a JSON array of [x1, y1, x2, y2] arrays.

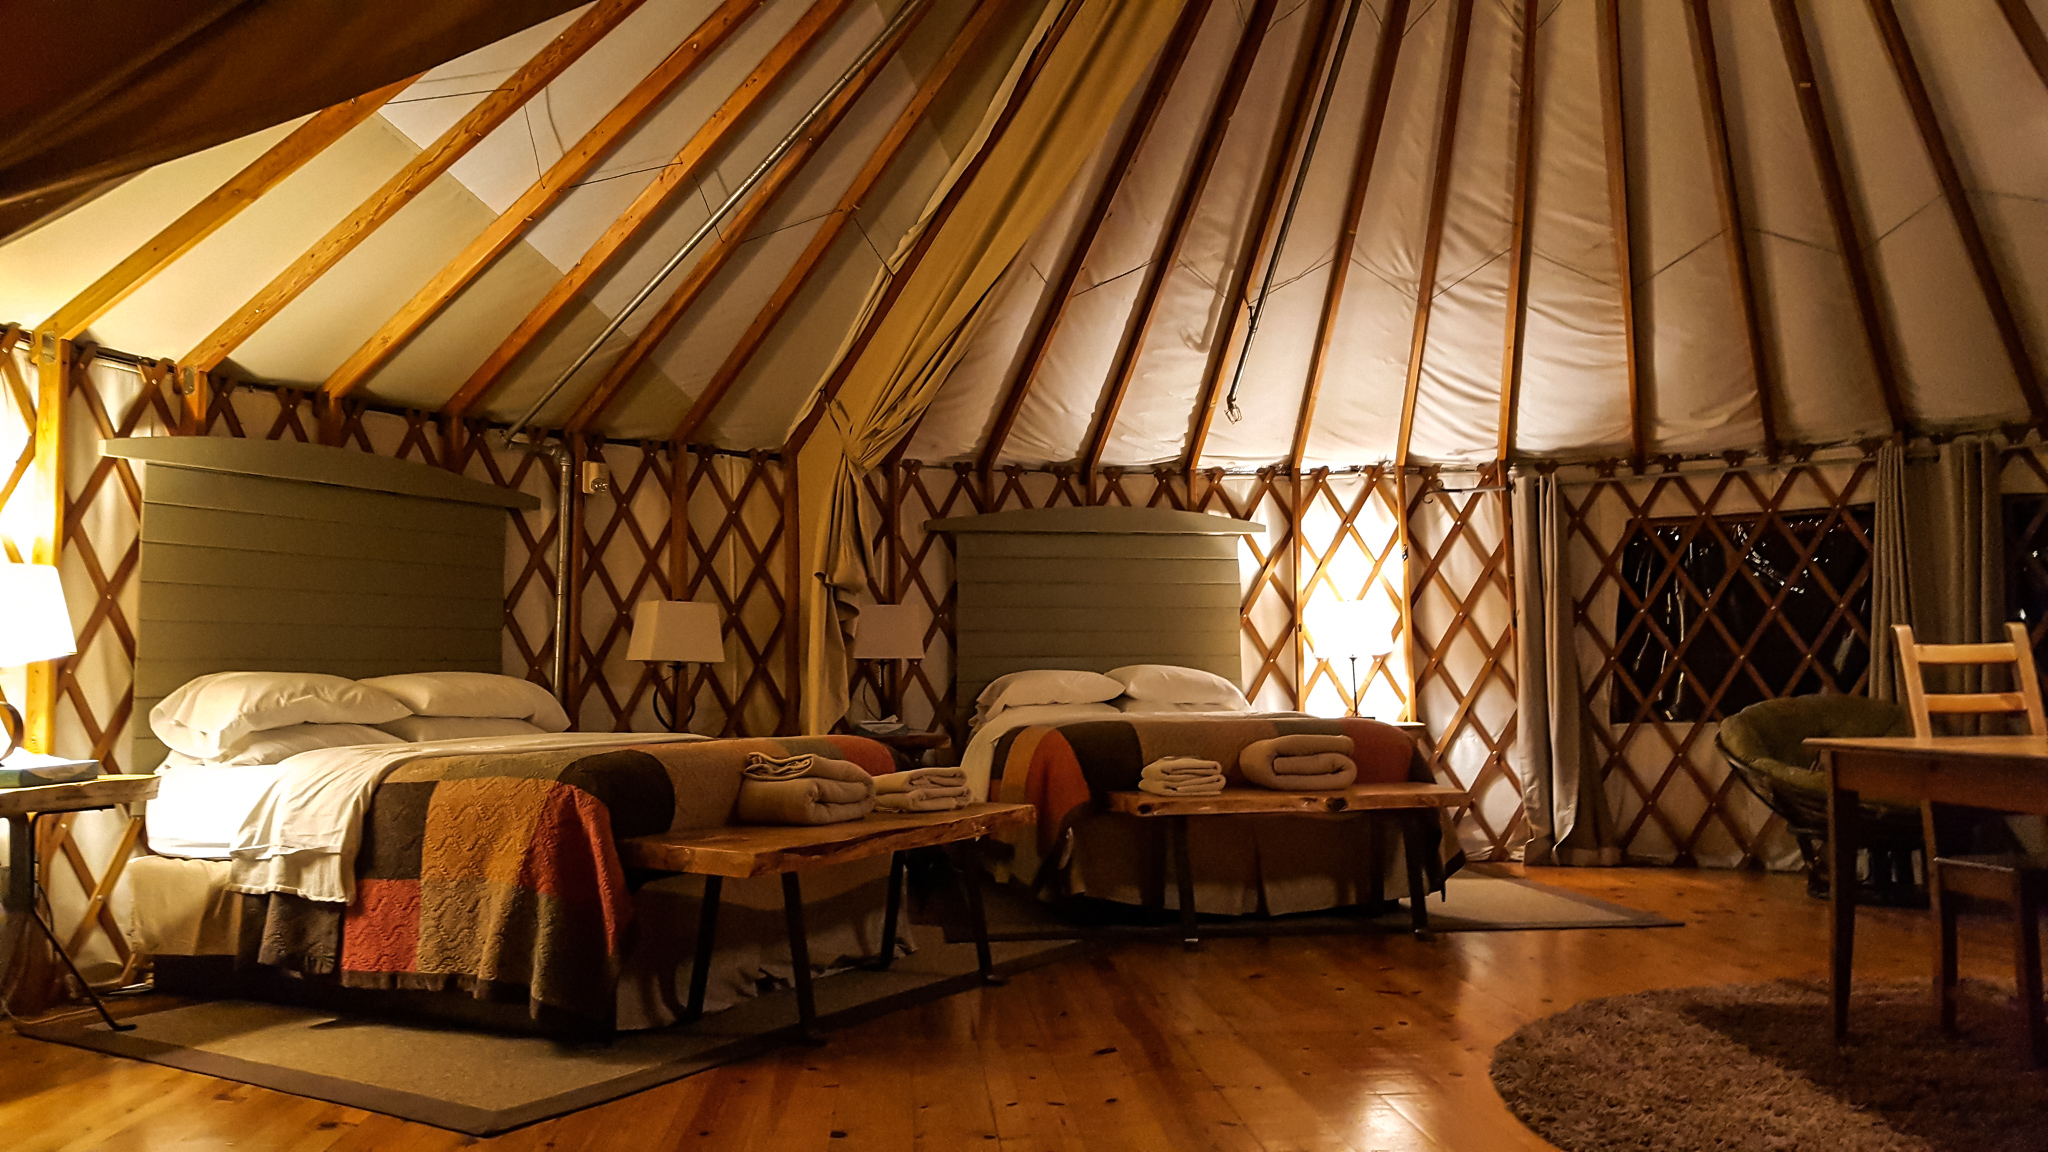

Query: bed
[[932, 506, 1461, 915], [106, 437, 898, 1031]]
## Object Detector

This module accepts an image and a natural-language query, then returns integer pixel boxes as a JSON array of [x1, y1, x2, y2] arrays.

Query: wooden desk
[[620, 802, 1034, 1037], [1808, 736, 2048, 1044], [1105, 782, 1469, 945]]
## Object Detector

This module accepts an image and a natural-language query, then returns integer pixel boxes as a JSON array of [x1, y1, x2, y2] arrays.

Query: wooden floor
[[0, 866, 2015, 1151]]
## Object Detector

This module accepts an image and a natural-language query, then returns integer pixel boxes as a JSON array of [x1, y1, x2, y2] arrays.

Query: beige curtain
[[1867, 439, 1913, 702], [792, 0, 1190, 733], [1902, 437, 2006, 727], [1513, 473, 1620, 866]]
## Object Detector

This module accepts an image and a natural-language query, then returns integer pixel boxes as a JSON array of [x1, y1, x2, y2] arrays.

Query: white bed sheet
[[149, 762, 292, 860]]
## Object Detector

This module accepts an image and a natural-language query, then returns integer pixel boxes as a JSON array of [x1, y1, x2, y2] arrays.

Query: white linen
[[227, 731, 708, 904], [358, 672, 571, 731], [149, 762, 293, 859], [1107, 664, 1251, 710], [973, 669, 1123, 721], [375, 715, 545, 741], [958, 702, 1135, 801], [214, 723, 405, 764], [152, 672, 411, 759]]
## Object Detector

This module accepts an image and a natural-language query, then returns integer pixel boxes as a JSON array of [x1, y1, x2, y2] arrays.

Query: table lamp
[[0, 565, 76, 761], [627, 601, 724, 732], [1320, 597, 1398, 718], [852, 604, 924, 722]]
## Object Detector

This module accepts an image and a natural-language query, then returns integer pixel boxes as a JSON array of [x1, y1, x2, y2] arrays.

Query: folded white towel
[[874, 786, 972, 812], [1138, 776, 1226, 796], [1138, 756, 1225, 796], [873, 767, 967, 794]]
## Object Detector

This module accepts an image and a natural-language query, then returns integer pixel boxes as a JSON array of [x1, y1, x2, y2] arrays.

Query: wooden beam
[[1292, 0, 1411, 471], [321, 0, 763, 402], [782, 0, 1088, 458], [1598, 0, 1645, 466], [976, 0, 1215, 472], [40, 79, 409, 342], [559, 0, 932, 435], [447, 0, 854, 424], [1768, 0, 1909, 435], [1684, 0, 1778, 459], [1184, 0, 1346, 472], [1393, 0, 1475, 471], [671, 0, 1016, 446], [183, 0, 647, 374], [25, 332, 68, 753], [1081, 0, 1282, 473], [1996, 0, 2048, 93], [1868, 0, 2047, 426], [1493, 0, 1537, 465]]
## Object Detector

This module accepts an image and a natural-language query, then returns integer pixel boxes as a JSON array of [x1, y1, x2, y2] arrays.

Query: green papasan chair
[[1715, 695, 1925, 903]]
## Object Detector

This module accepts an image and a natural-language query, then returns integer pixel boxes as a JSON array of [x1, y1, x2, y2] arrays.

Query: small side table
[[0, 773, 158, 1029], [852, 729, 954, 771]]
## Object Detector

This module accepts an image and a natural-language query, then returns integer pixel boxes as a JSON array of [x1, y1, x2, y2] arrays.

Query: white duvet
[[215, 732, 706, 904]]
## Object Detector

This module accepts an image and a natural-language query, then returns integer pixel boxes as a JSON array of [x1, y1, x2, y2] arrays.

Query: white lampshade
[[852, 603, 925, 660], [626, 601, 725, 663], [1317, 597, 1399, 659], [0, 564, 76, 668]]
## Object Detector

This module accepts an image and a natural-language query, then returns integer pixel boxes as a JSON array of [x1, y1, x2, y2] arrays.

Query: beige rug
[[1492, 980, 2048, 1152], [25, 924, 1081, 1136]]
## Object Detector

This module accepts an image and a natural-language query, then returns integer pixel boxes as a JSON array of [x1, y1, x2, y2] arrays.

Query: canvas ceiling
[[2, 0, 2045, 468]]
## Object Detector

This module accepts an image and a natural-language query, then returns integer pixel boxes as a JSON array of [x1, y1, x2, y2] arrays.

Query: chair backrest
[[1892, 623, 2047, 738]]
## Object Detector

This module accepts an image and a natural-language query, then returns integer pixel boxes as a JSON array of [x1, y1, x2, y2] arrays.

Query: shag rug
[[1492, 980, 2048, 1152]]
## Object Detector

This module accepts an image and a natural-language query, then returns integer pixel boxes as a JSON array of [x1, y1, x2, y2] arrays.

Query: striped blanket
[[329, 735, 890, 1025], [988, 716, 1458, 886]]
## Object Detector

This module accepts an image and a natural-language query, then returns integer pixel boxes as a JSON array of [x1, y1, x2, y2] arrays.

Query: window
[[1611, 507, 1873, 724], [2005, 493, 2048, 667]]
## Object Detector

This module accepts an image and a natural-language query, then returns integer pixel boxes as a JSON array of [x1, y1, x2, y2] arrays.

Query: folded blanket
[[874, 766, 966, 794], [744, 751, 863, 781], [735, 754, 875, 824], [1138, 756, 1226, 796], [874, 785, 973, 812], [1240, 735, 1357, 791]]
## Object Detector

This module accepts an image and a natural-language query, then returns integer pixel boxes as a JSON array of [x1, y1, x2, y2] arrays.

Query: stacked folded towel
[[736, 752, 876, 825], [874, 766, 972, 812], [1238, 734, 1357, 792], [1139, 756, 1226, 796]]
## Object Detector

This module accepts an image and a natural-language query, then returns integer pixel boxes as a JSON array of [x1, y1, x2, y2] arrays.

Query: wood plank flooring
[[0, 866, 2012, 1151]]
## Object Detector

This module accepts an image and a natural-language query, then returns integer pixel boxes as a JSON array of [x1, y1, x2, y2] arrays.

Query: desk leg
[[2, 815, 127, 1031], [952, 839, 1003, 986], [683, 875, 722, 1023], [873, 851, 904, 972], [1402, 811, 1432, 939], [781, 873, 824, 1044], [1172, 816, 1198, 950], [1828, 775, 1860, 1046]]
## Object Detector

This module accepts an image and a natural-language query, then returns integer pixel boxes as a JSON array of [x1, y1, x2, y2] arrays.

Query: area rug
[[23, 925, 1083, 1137], [1492, 980, 2048, 1152]]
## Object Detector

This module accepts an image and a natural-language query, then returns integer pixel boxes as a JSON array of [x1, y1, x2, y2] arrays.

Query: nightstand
[[0, 772, 158, 1029]]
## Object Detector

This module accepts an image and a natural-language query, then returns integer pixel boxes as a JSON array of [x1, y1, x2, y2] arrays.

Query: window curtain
[[1867, 439, 1913, 702], [1903, 437, 2006, 729], [0, 0, 587, 241], [1513, 473, 1619, 866], [792, 0, 1190, 733]]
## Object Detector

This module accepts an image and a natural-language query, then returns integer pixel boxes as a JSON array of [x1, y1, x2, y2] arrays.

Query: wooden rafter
[[1081, 0, 1281, 473], [1598, 0, 1645, 466], [1493, 0, 1537, 464], [1868, 0, 2047, 426], [1392, 0, 1475, 471], [670, 0, 1016, 446], [1768, 0, 1909, 435], [183, 0, 646, 374], [1184, 0, 1346, 471], [1997, 0, 2048, 93], [1292, 0, 1411, 471], [25, 332, 68, 751], [782, 0, 1087, 457], [40, 78, 409, 342], [559, 0, 933, 434], [321, 0, 763, 403], [447, 0, 854, 424], [976, 0, 1215, 472], [1683, 0, 1778, 459]]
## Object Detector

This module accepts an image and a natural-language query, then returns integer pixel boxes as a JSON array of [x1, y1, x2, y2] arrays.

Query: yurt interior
[[2, 0, 2047, 1146]]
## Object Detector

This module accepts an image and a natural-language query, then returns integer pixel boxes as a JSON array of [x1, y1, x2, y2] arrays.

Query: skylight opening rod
[[1222, 0, 1363, 423], [501, 0, 928, 444]]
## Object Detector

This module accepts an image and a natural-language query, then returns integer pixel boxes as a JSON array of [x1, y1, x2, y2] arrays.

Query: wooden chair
[[1893, 622, 2048, 1063]]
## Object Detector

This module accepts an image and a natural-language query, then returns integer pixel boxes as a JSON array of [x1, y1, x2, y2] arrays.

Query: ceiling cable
[[1223, 0, 1363, 424], [501, 0, 933, 447]]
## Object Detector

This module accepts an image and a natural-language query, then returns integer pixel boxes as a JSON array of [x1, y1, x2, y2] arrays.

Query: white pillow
[[357, 672, 570, 732], [1107, 665, 1252, 710], [214, 723, 407, 766], [152, 672, 411, 759], [377, 715, 547, 742], [974, 670, 1124, 720], [975, 702, 1121, 731], [1115, 698, 1248, 714]]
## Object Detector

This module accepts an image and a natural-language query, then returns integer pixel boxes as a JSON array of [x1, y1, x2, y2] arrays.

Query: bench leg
[[2017, 879, 2045, 1066], [1141, 819, 1167, 915], [952, 839, 1004, 986], [1402, 811, 1432, 939], [684, 875, 722, 1023], [871, 851, 905, 972], [1172, 815, 1199, 950], [781, 872, 825, 1044]]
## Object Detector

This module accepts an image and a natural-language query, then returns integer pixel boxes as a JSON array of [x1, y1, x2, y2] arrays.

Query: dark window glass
[[1611, 506, 1873, 724], [2005, 493, 2048, 667]]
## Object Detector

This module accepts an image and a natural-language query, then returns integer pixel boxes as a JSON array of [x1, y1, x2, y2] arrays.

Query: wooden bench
[[618, 802, 1034, 1039], [1105, 782, 1469, 946]]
